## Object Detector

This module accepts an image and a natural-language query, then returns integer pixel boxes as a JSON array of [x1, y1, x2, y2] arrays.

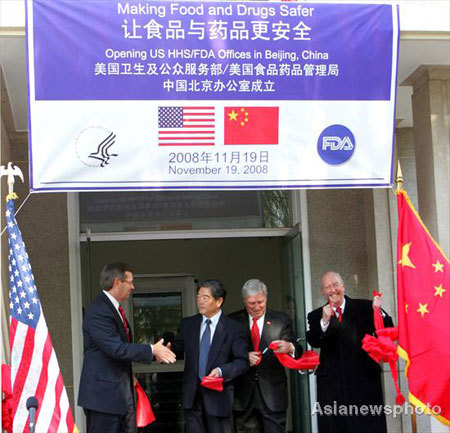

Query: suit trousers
[[233, 385, 286, 433], [85, 382, 135, 433], [85, 403, 135, 433], [184, 387, 231, 433]]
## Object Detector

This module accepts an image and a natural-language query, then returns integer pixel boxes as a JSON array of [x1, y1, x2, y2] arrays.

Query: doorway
[[80, 235, 311, 433]]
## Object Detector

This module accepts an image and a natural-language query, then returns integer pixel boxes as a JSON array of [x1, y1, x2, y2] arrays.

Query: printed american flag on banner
[[158, 106, 215, 146], [6, 197, 78, 433]]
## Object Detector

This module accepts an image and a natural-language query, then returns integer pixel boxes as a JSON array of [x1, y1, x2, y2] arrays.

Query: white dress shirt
[[248, 313, 265, 338], [103, 290, 123, 322], [248, 312, 295, 357], [200, 310, 222, 343], [200, 310, 223, 376], [320, 298, 346, 332]]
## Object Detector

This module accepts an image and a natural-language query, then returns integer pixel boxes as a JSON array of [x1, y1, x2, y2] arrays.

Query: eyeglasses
[[322, 281, 342, 291]]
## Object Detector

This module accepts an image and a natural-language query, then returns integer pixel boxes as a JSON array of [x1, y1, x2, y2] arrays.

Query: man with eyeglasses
[[78, 262, 176, 433], [306, 271, 393, 433]]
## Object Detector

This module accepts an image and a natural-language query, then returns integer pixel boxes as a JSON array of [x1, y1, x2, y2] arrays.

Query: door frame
[[68, 190, 315, 431]]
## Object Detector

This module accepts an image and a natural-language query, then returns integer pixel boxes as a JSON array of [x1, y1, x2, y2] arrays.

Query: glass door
[[123, 274, 197, 433], [282, 225, 312, 433]]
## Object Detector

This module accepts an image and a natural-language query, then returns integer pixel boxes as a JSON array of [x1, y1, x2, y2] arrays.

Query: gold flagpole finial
[[396, 160, 403, 192]]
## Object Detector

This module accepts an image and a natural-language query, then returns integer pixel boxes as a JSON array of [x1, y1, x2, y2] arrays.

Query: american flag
[[6, 197, 78, 433], [158, 106, 215, 146]]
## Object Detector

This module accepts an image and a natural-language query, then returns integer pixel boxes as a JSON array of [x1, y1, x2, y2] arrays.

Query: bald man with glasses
[[306, 271, 393, 433]]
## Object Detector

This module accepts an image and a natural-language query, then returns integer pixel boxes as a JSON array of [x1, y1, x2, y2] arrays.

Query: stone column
[[403, 66, 450, 258], [402, 66, 450, 433]]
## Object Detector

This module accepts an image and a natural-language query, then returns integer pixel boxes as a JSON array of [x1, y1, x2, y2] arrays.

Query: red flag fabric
[[224, 107, 279, 145], [268, 343, 320, 370], [396, 189, 450, 425], [2, 364, 13, 433], [134, 381, 155, 427], [6, 196, 78, 433], [201, 376, 223, 392]]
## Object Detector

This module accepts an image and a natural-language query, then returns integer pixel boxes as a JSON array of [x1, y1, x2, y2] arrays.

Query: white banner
[[26, 1, 399, 191]]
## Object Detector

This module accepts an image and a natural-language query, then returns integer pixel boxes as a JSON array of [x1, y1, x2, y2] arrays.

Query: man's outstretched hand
[[152, 339, 176, 364]]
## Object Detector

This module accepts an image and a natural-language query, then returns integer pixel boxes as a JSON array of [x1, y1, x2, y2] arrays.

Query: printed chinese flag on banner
[[396, 189, 450, 426], [224, 107, 279, 145]]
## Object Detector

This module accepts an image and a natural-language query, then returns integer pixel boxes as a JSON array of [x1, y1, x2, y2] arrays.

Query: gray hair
[[320, 271, 344, 287], [241, 279, 268, 298]]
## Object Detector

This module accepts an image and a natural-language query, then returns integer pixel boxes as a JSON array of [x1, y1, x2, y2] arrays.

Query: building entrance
[[80, 234, 311, 433]]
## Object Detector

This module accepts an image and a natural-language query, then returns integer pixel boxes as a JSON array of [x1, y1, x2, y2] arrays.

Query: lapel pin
[[266, 321, 272, 325]]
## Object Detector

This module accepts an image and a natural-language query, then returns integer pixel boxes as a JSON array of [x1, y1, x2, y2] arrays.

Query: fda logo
[[317, 125, 355, 165]]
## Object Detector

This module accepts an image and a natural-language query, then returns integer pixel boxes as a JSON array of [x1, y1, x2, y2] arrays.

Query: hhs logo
[[317, 124, 355, 165]]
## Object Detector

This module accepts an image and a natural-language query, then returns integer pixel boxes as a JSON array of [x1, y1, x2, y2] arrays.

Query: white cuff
[[320, 319, 330, 333]]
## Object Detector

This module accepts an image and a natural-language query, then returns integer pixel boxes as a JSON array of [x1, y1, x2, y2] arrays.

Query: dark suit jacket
[[78, 292, 152, 415], [228, 309, 302, 412], [306, 295, 393, 433], [172, 312, 249, 418]]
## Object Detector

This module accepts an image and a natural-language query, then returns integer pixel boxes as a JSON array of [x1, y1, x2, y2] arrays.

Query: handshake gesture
[[152, 339, 176, 364]]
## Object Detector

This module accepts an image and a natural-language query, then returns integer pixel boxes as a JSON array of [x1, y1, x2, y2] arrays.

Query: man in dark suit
[[78, 262, 176, 433], [172, 279, 249, 433], [229, 279, 302, 433], [306, 271, 393, 433]]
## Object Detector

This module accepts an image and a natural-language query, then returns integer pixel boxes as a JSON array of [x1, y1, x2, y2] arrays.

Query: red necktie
[[336, 306, 343, 323], [118, 305, 130, 341], [251, 317, 260, 351]]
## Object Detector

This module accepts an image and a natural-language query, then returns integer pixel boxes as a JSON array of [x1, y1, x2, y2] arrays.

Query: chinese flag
[[396, 189, 450, 426], [224, 107, 279, 145]]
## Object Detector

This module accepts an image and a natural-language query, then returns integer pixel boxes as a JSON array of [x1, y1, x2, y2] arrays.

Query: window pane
[[135, 371, 184, 433], [79, 190, 291, 232], [132, 293, 182, 345]]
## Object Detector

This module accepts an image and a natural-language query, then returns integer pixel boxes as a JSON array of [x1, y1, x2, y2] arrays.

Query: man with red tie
[[229, 279, 302, 433], [306, 271, 393, 433], [78, 262, 176, 433]]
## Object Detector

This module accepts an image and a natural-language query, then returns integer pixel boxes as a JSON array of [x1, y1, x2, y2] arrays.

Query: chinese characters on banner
[[26, 1, 399, 191]]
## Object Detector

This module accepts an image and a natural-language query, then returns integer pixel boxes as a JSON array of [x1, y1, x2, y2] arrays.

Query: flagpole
[[396, 160, 419, 433]]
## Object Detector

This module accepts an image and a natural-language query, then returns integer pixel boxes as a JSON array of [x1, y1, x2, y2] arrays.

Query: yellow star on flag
[[227, 110, 238, 121], [434, 284, 446, 298], [405, 303, 408, 313], [398, 242, 416, 268], [416, 303, 430, 318], [432, 260, 444, 273]]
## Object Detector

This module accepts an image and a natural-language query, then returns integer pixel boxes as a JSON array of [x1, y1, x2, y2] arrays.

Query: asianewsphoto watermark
[[312, 402, 442, 418]]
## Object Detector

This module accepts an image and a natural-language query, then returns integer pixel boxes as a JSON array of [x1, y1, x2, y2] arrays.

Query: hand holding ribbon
[[362, 291, 405, 405], [268, 342, 319, 370], [201, 376, 224, 392]]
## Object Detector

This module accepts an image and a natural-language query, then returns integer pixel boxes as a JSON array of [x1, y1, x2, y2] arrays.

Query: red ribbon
[[201, 376, 224, 392], [328, 302, 335, 316], [268, 343, 320, 370], [134, 381, 155, 427], [362, 305, 405, 405]]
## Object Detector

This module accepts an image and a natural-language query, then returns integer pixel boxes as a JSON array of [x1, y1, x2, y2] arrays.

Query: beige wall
[[306, 189, 371, 309]]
